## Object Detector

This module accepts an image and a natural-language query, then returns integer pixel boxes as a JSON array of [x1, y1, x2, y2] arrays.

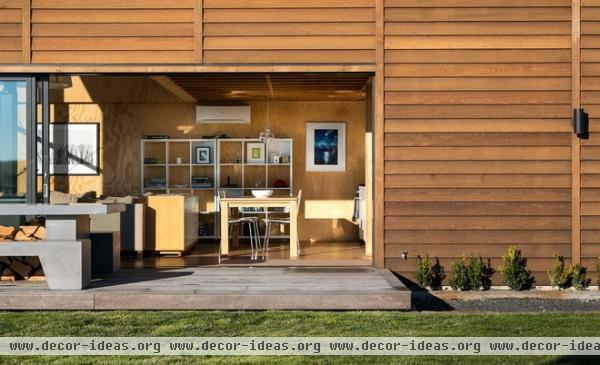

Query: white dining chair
[[262, 190, 302, 257], [218, 190, 262, 262]]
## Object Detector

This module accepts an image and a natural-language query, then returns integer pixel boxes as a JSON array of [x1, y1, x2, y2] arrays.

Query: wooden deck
[[0, 267, 410, 310]]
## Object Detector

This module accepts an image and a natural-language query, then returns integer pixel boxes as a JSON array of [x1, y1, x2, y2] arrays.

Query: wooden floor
[[124, 240, 371, 269], [0, 267, 410, 310]]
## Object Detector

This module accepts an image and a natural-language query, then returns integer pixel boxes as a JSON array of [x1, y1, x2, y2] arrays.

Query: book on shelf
[[192, 184, 212, 189], [144, 135, 169, 139]]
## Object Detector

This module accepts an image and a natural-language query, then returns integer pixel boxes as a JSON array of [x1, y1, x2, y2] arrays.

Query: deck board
[[0, 267, 410, 310]]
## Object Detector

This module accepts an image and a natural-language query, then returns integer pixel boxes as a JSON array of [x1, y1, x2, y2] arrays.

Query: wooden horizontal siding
[[203, 0, 376, 64], [30, 0, 196, 63], [383, 0, 573, 285], [0, 0, 23, 63], [581, 0, 600, 284]]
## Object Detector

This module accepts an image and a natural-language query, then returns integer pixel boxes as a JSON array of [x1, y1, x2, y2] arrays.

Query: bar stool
[[262, 190, 302, 257], [218, 190, 262, 262]]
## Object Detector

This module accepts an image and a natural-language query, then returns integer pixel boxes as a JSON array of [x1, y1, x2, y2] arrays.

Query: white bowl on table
[[251, 189, 273, 198]]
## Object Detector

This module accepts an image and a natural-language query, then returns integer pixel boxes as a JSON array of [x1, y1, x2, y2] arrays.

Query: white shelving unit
[[141, 139, 219, 238], [141, 138, 293, 240], [217, 138, 293, 239]]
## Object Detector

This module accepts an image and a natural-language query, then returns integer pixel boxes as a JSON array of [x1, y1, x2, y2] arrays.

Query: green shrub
[[416, 255, 445, 290], [449, 256, 494, 291], [499, 246, 535, 291], [415, 255, 433, 289], [548, 254, 572, 290], [572, 264, 591, 290], [467, 256, 495, 291], [449, 258, 470, 291], [547, 254, 590, 290]]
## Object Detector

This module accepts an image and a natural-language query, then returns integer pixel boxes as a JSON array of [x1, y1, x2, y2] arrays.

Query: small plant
[[449, 256, 494, 291], [548, 254, 572, 290], [415, 255, 434, 289], [467, 256, 495, 290], [547, 254, 590, 290], [416, 255, 445, 290], [572, 264, 591, 290], [449, 258, 470, 291], [499, 246, 535, 291]]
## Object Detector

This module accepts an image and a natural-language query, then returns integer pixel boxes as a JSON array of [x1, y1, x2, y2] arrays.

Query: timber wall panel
[[383, 0, 573, 285], [0, 0, 23, 63], [30, 0, 196, 63], [582, 0, 600, 277], [203, 0, 376, 64]]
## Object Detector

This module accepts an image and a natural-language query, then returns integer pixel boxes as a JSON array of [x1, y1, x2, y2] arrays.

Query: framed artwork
[[246, 142, 265, 163], [306, 122, 346, 172], [36, 123, 99, 175], [195, 147, 211, 164]]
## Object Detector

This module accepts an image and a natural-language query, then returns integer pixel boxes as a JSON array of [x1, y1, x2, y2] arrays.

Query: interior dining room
[[42, 73, 375, 269]]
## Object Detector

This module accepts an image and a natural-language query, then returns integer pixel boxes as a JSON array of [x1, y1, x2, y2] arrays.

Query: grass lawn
[[0, 311, 599, 364]]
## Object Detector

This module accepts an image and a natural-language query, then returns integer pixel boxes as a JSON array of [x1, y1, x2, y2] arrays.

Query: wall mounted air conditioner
[[195, 105, 251, 124]]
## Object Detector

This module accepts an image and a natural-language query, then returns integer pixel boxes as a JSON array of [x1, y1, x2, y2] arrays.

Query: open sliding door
[[0, 77, 36, 205]]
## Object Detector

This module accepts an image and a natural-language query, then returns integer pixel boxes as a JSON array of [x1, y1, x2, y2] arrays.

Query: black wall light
[[573, 108, 589, 139]]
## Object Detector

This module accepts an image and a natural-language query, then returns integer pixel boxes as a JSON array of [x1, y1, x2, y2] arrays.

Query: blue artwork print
[[314, 129, 338, 165]]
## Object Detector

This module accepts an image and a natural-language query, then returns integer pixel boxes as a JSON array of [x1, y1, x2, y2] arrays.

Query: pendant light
[[259, 97, 275, 142]]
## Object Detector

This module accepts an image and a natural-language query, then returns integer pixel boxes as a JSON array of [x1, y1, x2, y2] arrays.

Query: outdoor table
[[219, 196, 298, 258]]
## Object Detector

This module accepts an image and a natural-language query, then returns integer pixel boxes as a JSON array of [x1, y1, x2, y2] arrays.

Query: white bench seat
[[0, 240, 91, 290]]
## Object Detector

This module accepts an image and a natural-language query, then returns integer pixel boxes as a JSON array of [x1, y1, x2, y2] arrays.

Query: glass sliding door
[[0, 78, 36, 203]]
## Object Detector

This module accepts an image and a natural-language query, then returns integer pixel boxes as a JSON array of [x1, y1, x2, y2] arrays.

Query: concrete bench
[[0, 241, 90, 290], [0, 203, 124, 290]]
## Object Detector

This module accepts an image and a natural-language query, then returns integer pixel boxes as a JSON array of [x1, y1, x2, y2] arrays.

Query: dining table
[[219, 195, 298, 258]]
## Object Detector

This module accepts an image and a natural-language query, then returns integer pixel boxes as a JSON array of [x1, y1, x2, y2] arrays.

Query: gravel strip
[[412, 290, 600, 312]]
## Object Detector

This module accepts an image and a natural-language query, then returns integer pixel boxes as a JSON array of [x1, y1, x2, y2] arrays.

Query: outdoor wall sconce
[[573, 108, 589, 139]]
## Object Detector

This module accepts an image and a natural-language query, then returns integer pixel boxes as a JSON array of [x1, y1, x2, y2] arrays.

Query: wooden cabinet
[[146, 195, 198, 253]]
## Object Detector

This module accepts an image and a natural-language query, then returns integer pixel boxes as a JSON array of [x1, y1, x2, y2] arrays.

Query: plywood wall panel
[[383, 0, 573, 285]]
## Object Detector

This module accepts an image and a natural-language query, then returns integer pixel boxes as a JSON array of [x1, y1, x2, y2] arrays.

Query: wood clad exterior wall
[[202, 0, 376, 64], [581, 0, 600, 274], [0, 1, 377, 65], [3, 0, 600, 283], [0, 0, 24, 63], [383, 0, 574, 283], [28, 0, 197, 63]]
